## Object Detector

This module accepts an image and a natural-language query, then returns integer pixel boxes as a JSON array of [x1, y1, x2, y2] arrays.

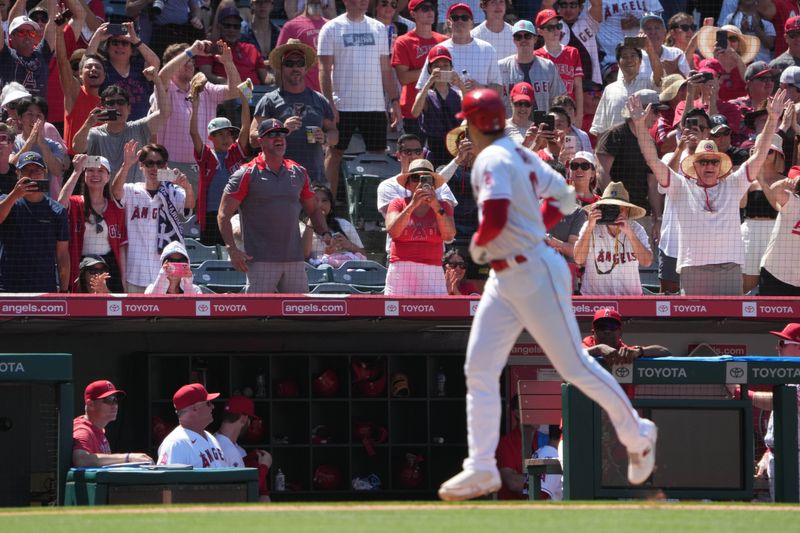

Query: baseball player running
[[438, 89, 658, 501]]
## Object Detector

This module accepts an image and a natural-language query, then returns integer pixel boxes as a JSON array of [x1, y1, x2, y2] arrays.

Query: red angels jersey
[[470, 136, 571, 261], [157, 426, 226, 468]]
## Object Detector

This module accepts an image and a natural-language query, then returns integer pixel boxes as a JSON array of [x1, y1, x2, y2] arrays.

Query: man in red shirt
[[197, 7, 268, 85], [72, 380, 153, 467], [582, 308, 671, 365], [494, 395, 537, 499], [277, 0, 329, 92], [392, 0, 446, 140]]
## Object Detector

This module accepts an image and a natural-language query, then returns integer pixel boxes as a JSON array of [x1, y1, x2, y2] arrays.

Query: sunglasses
[[100, 396, 119, 405], [558, 1, 580, 7], [87, 266, 110, 274], [512, 101, 532, 107], [789, 30, 800, 39], [445, 261, 466, 269], [142, 159, 167, 168], [282, 58, 305, 68], [400, 147, 423, 156], [407, 174, 433, 183], [221, 22, 241, 29], [109, 39, 131, 47], [728, 35, 739, 42], [13, 29, 38, 39], [104, 98, 128, 106], [379, 0, 398, 7], [165, 256, 189, 263], [514, 32, 534, 41], [413, 3, 434, 12], [669, 23, 695, 32], [450, 14, 472, 22], [264, 131, 287, 138], [570, 161, 594, 170], [711, 129, 731, 137], [540, 23, 563, 31], [779, 340, 800, 347], [696, 159, 721, 166]]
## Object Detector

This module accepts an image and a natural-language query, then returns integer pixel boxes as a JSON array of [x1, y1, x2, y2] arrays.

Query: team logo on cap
[[703, 142, 714, 151]]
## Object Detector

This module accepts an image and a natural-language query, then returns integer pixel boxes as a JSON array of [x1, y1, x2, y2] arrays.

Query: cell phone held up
[[596, 204, 621, 225], [97, 108, 120, 122], [623, 36, 647, 50], [715, 30, 728, 50], [533, 111, 555, 131], [206, 42, 223, 55], [157, 168, 178, 182], [107, 23, 128, 36]]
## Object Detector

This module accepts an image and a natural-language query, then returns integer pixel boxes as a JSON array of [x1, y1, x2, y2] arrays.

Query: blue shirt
[[206, 151, 231, 212], [0, 195, 69, 292], [0, 40, 53, 97], [103, 55, 153, 121]]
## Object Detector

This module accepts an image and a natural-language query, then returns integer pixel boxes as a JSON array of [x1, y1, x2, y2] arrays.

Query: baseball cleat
[[627, 419, 658, 485], [438, 469, 501, 501]]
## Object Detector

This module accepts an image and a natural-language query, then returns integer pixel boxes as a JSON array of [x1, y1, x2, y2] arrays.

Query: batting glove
[[469, 234, 490, 265]]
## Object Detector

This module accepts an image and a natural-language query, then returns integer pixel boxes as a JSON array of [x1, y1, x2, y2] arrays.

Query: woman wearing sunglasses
[[442, 248, 481, 295], [385, 159, 455, 295], [58, 154, 128, 292], [696, 24, 761, 101]]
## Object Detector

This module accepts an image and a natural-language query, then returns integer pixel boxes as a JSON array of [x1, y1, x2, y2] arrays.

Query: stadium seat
[[184, 238, 220, 266], [330, 260, 387, 288], [182, 216, 202, 240], [308, 283, 369, 295], [192, 260, 246, 293], [305, 263, 333, 285]]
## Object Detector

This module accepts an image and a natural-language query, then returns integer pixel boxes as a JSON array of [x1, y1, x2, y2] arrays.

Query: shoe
[[438, 469, 501, 501], [627, 419, 658, 485]]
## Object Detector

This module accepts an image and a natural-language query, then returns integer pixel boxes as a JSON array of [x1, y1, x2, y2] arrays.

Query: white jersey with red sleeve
[[470, 136, 572, 261], [157, 426, 227, 468]]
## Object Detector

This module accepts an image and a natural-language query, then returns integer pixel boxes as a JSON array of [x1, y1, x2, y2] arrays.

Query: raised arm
[[57, 155, 88, 207], [746, 89, 787, 177], [158, 40, 209, 86], [124, 21, 160, 69], [112, 140, 139, 201], [627, 96, 671, 187], [189, 93, 204, 156], [143, 66, 171, 134], [237, 85, 251, 148], [43, 0, 59, 51], [588, 0, 603, 22], [72, 107, 102, 154], [55, 10, 80, 112], [219, 42, 243, 100]]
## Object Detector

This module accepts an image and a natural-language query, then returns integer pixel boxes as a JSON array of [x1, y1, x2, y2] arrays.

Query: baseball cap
[[786, 16, 800, 32], [572, 151, 596, 166], [789, 165, 800, 180], [593, 308, 622, 324], [447, 3, 473, 18], [225, 395, 256, 418], [85, 380, 126, 402], [780, 65, 800, 87], [512, 19, 536, 35], [623, 89, 669, 117], [17, 151, 45, 169], [659, 73, 686, 103], [770, 323, 800, 342], [217, 6, 243, 21], [79, 254, 108, 271], [427, 44, 452, 64], [258, 118, 289, 137], [709, 114, 731, 135], [640, 11, 664, 29], [699, 58, 724, 77], [510, 81, 533, 103], [173, 383, 220, 411], [535, 9, 560, 28], [1, 86, 30, 109], [745, 61, 774, 82], [208, 117, 240, 136], [9, 16, 40, 34], [407, 0, 431, 11]]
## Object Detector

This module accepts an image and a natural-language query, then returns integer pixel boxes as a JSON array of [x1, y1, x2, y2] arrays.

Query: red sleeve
[[257, 463, 270, 496], [540, 198, 563, 230], [387, 197, 407, 215], [474, 198, 509, 245], [227, 168, 252, 202], [72, 423, 97, 453], [299, 172, 314, 200]]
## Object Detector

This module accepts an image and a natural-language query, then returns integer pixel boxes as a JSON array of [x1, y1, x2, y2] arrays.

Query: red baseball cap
[[770, 323, 800, 342], [225, 395, 255, 418], [447, 3, 473, 19], [789, 165, 800, 180], [510, 81, 534, 103], [698, 58, 724, 76], [786, 16, 800, 32], [173, 383, 220, 411], [593, 308, 622, 324], [535, 9, 561, 28], [408, 0, 431, 11], [85, 380, 126, 402], [428, 44, 452, 64]]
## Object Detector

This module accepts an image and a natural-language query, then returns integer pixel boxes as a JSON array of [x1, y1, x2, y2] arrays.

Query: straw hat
[[268, 38, 317, 71], [696, 25, 760, 65], [397, 159, 447, 189], [659, 73, 687, 103], [681, 139, 733, 178], [445, 120, 468, 157], [584, 182, 646, 219]]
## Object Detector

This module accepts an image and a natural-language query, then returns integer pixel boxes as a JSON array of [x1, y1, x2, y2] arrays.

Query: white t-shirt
[[657, 151, 688, 257], [761, 192, 800, 286], [620, 45, 690, 82], [597, 0, 664, 64], [120, 183, 187, 287], [215, 433, 247, 468], [663, 165, 752, 272], [471, 21, 516, 62], [416, 37, 499, 89], [723, 12, 776, 63], [471, 137, 571, 260], [299, 217, 364, 259], [317, 14, 389, 112], [157, 426, 226, 468], [577, 220, 650, 295], [560, 2, 602, 85]]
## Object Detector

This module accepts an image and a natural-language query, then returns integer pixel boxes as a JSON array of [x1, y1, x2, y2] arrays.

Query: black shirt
[[595, 122, 652, 212]]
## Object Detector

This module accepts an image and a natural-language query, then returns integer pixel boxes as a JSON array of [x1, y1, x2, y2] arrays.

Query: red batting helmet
[[313, 369, 340, 397], [275, 378, 300, 398], [313, 464, 343, 490], [456, 88, 505, 133], [397, 453, 425, 489], [242, 416, 266, 443]]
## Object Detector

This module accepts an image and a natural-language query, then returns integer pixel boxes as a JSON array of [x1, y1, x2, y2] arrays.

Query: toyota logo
[[386, 303, 398, 312], [615, 367, 630, 378], [109, 303, 120, 312], [729, 367, 745, 378]]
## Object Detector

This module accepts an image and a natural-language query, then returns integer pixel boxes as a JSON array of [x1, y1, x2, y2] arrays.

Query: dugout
[[0, 354, 73, 506]]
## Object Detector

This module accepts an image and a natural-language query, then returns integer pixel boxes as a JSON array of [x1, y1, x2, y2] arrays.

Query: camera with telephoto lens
[[596, 204, 620, 225], [151, 0, 165, 15]]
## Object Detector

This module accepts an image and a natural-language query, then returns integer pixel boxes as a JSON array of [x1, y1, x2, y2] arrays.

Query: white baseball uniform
[[216, 433, 247, 468], [462, 136, 652, 474], [157, 426, 226, 468], [532, 444, 562, 500]]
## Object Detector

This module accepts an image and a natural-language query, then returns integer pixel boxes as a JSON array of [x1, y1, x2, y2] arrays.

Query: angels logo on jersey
[[200, 446, 225, 467], [483, 170, 494, 187]]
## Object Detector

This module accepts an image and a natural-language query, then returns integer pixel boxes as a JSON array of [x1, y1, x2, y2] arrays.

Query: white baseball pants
[[462, 243, 649, 473]]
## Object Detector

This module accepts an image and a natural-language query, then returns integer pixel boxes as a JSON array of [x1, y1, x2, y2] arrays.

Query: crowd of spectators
[[0, 0, 799, 296]]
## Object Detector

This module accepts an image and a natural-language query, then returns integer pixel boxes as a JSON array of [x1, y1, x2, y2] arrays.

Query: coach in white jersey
[[438, 88, 657, 501], [158, 383, 226, 468]]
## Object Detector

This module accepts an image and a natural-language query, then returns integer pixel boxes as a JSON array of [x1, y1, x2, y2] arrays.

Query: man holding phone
[[0, 151, 70, 292]]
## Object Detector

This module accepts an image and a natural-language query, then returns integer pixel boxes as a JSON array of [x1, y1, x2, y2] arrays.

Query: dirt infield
[[3, 501, 800, 517]]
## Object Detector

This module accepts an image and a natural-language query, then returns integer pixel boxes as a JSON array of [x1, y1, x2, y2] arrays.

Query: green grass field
[[2, 502, 799, 533]]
